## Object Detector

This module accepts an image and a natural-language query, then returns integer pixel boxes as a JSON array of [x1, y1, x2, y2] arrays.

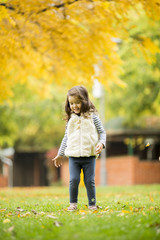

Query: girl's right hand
[[52, 155, 63, 168]]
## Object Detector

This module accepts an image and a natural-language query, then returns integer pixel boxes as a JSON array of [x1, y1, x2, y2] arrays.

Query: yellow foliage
[[0, 0, 160, 102]]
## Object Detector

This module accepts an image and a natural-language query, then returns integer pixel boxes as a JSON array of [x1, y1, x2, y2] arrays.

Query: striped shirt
[[58, 114, 106, 156]]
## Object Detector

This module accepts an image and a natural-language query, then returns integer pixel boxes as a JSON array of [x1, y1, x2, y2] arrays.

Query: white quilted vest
[[65, 113, 99, 157]]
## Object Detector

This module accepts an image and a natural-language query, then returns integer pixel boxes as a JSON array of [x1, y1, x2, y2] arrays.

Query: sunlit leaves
[[0, 0, 160, 102]]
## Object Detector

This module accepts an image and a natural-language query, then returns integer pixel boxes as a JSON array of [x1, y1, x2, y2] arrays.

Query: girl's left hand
[[96, 143, 103, 154]]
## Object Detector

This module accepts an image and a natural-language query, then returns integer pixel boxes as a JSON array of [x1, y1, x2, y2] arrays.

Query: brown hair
[[65, 86, 97, 121]]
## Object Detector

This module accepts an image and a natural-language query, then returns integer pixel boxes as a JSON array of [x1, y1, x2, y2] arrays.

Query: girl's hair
[[65, 86, 97, 121]]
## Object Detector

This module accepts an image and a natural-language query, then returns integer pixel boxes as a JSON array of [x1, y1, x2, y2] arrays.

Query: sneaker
[[67, 203, 77, 211], [88, 205, 97, 210]]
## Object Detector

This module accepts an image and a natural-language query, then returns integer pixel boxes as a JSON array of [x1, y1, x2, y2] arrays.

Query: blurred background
[[0, 0, 160, 187]]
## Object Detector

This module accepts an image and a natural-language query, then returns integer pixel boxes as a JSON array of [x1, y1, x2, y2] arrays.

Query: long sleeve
[[92, 114, 106, 148], [57, 125, 68, 156]]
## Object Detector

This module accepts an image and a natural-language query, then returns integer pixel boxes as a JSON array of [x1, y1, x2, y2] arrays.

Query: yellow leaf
[[129, 206, 133, 211], [0, 209, 6, 212], [134, 208, 139, 212], [93, 210, 98, 214], [142, 37, 160, 55], [79, 210, 86, 215], [3, 219, 11, 224], [149, 206, 154, 211], [150, 195, 154, 202], [122, 210, 130, 214]]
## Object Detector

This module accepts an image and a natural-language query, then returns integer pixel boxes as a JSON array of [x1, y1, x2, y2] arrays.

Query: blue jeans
[[69, 156, 96, 206]]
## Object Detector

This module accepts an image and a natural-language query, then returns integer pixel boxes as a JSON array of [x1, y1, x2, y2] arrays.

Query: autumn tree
[[106, 10, 160, 127], [0, 0, 160, 150], [0, 0, 160, 102]]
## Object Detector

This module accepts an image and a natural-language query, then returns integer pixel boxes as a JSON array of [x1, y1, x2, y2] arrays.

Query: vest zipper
[[79, 116, 82, 156]]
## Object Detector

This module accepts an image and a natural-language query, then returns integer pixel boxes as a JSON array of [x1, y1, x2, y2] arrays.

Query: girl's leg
[[69, 157, 81, 204], [83, 156, 96, 206]]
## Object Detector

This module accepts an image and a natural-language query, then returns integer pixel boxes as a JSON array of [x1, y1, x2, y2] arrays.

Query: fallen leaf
[[93, 210, 98, 214], [149, 206, 154, 211], [97, 205, 102, 209], [39, 212, 46, 216], [149, 195, 154, 202], [134, 208, 139, 212], [6, 212, 12, 217], [104, 206, 109, 211], [142, 211, 146, 216], [16, 207, 24, 212], [122, 210, 130, 214], [117, 212, 124, 216], [6, 226, 14, 232], [3, 219, 11, 224], [79, 210, 86, 215], [46, 215, 57, 219], [54, 221, 62, 227], [0, 209, 6, 212], [129, 206, 133, 211], [32, 210, 38, 215], [20, 212, 31, 217]]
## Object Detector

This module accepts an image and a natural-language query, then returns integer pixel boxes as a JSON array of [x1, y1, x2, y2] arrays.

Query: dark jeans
[[69, 156, 96, 206]]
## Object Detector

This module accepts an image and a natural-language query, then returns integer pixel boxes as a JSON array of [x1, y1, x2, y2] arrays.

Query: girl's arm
[[52, 125, 68, 167], [93, 114, 106, 148], [57, 125, 68, 156]]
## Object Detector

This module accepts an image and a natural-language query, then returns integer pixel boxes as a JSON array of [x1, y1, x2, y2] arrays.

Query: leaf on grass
[[20, 212, 31, 217], [122, 210, 130, 214], [54, 221, 63, 227], [93, 210, 98, 214], [142, 211, 146, 216], [104, 206, 109, 211], [39, 212, 46, 216], [149, 222, 160, 228], [129, 206, 133, 211], [149, 206, 154, 211], [0, 209, 6, 212], [6, 226, 14, 232], [16, 207, 24, 212], [134, 208, 139, 212], [6, 212, 13, 217], [149, 195, 154, 202], [3, 219, 11, 224], [46, 215, 57, 219], [97, 205, 102, 209], [117, 212, 124, 217], [79, 210, 86, 215], [32, 210, 38, 215]]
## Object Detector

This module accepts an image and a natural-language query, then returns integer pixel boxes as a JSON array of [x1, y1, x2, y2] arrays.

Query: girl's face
[[68, 95, 82, 115]]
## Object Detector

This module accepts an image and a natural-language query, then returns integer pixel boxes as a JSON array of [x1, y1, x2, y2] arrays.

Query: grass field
[[0, 185, 160, 240]]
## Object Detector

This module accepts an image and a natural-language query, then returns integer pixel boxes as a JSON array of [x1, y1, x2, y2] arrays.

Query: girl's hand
[[52, 155, 63, 168], [96, 143, 103, 154]]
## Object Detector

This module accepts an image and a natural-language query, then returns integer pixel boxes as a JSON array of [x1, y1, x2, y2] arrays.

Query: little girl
[[52, 86, 106, 211]]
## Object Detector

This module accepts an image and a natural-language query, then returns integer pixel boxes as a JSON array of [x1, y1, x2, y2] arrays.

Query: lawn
[[0, 185, 160, 240]]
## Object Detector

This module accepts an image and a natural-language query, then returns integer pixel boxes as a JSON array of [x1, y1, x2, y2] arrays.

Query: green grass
[[0, 185, 160, 240]]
